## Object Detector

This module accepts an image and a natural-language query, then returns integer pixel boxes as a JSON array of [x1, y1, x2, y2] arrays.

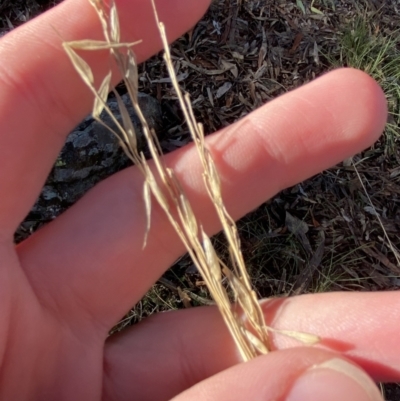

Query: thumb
[[171, 348, 383, 401]]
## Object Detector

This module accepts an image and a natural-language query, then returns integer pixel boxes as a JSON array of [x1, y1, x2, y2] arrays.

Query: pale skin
[[0, 0, 398, 400]]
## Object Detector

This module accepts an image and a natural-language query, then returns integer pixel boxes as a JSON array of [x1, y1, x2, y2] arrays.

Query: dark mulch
[[0, 0, 62, 35]]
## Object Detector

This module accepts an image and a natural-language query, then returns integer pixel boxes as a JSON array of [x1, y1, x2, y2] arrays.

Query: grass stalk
[[63, 0, 319, 362]]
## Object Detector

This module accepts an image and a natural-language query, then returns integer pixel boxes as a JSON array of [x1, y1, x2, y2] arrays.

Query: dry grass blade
[[65, 39, 141, 50], [64, 0, 319, 362], [352, 160, 400, 266], [113, 90, 138, 152], [109, 0, 120, 43], [93, 71, 112, 118], [149, 0, 270, 360], [63, 44, 94, 87]]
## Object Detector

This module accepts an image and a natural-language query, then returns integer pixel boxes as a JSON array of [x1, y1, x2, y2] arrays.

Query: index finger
[[0, 0, 210, 238]]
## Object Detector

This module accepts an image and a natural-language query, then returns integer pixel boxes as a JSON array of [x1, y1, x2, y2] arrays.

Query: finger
[[18, 69, 388, 330], [0, 0, 210, 236], [102, 292, 399, 401], [261, 290, 400, 381], [171, 349, 383, 401]]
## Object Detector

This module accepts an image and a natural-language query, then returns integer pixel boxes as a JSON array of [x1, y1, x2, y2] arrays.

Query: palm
[[0, 244, 102, 399], [0, 1, 398, 400]]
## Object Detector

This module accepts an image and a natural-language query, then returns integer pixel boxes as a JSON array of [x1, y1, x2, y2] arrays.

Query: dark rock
[[15, 93, 163, 242]]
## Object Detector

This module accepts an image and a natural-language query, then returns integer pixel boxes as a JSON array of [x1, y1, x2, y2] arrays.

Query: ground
[[1, 0, 400, 399]]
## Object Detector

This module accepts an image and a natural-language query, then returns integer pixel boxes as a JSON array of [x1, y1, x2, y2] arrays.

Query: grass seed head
[[64, 0, 320, 362]]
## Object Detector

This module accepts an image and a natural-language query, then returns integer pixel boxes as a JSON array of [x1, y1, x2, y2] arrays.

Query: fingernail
[[286, 358, 383, 401]]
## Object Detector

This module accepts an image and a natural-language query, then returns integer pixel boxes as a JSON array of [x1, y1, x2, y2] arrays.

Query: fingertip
[[287, 358, 383, 401], [171, 348, 381, 401], [248, 67, 389, 190], [318, 68, 388, 147]]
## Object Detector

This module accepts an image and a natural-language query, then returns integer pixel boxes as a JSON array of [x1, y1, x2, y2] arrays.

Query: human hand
[[0, 0, 397, 400]]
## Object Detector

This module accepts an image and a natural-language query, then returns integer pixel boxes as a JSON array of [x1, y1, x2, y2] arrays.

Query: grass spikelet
[[64, 0, 319, 361]]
